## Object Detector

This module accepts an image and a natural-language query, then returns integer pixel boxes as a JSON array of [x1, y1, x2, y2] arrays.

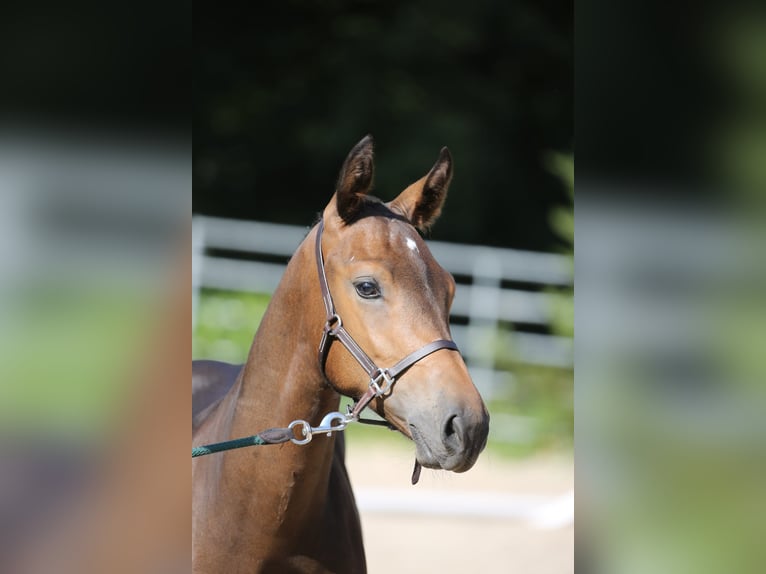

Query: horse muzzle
[[407, 404, 489, 473]]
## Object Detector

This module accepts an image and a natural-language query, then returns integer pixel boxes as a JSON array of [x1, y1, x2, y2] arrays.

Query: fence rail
[[192, 216, 572, 398]]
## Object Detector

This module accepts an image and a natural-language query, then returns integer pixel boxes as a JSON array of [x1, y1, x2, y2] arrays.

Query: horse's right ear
[[389, 147, 453, 232], [333, 135, 374, 224]]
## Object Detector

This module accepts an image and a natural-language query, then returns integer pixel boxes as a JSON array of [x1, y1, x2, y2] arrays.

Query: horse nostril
[[443, 414, 465, 451], [444, 415, 456, 437]]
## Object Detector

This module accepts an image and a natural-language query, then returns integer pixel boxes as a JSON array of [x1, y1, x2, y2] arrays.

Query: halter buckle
[[324, 313, 342, 335], [370, 369, 395, 397]]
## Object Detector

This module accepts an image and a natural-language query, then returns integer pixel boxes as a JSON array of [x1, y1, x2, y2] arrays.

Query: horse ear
[[334, 135, 375, 224], [390, 147, 453, 231]]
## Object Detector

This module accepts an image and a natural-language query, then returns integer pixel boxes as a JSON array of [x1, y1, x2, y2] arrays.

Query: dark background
[[0, 0, 190, 135], [194, 0, 572, 251]]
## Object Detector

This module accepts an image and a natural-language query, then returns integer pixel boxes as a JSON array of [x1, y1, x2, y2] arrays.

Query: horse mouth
[[408, 424, 444, 470]]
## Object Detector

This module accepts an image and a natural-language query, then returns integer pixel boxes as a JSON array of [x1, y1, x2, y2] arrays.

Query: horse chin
[[409, 423, 481, 473]]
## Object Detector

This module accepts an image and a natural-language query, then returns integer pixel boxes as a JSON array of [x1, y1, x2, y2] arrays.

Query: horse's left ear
[[389, 147, 453, 231], [333, 134, 375, 224]]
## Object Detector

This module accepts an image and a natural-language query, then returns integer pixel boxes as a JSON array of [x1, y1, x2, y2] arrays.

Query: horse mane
[[313, 195, 410, 229]]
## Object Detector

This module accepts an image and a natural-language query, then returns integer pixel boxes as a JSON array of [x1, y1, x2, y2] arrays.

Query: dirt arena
[[345, 442, 574, 573]]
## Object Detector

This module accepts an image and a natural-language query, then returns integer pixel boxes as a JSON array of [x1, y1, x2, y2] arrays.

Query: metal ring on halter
[[288, 420, 313, 445], [324, 313, 342, 335], [370, 369, 395, 397]]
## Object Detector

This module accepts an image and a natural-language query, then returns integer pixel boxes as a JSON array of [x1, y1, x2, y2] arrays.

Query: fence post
[[467, 249, 503, 400]]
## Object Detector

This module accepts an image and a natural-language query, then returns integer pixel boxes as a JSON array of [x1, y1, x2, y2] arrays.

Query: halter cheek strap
[[314, 218, 459, 418]]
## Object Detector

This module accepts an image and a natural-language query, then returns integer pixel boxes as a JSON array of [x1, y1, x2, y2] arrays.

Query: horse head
[[318, 135, 489, 474]]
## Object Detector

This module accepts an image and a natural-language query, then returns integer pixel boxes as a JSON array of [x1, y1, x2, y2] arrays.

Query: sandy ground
[[344, 442, 574, 574]]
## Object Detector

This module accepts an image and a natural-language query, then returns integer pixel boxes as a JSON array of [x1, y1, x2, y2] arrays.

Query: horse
[[192, 135, 490, 573]]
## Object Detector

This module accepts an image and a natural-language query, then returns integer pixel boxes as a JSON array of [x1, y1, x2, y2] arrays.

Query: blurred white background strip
[[355, 487, 574, 529]]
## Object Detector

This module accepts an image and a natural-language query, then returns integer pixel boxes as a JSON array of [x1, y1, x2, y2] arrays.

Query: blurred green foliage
[[193, 290, 270, 363], [545, 151, 574, 337], [0, 288, 150, 438], [711, 14, 766, 204], [482, 152, 573, 456]]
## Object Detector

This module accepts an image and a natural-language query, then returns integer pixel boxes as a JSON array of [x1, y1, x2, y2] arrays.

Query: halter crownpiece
[[314, 218, 460, 420]]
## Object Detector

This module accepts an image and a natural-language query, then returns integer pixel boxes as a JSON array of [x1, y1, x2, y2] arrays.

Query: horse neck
[[232, 226, 337, 438], [193, 228, 353, 569]]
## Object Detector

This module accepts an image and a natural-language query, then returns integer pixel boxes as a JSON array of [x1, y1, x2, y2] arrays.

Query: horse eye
[[354, 279, 381, 299]]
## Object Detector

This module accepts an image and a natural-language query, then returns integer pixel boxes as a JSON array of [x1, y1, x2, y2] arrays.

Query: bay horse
[[192, 135, 490, 573]]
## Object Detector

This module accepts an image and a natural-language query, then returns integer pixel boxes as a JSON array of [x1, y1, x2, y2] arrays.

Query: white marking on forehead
[[405, 237, 419, 253]]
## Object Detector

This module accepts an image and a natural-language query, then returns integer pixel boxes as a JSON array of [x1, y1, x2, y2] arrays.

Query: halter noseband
[[314, 218, 459, 419]]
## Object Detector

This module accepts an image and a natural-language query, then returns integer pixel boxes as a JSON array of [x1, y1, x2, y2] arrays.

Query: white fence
[[192, 216, 572, 398]]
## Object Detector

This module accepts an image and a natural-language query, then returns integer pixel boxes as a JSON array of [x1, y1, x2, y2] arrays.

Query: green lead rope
[[192, 410, 396, 458], [192, 426, 296, 458], [192, 434, 267, 458]]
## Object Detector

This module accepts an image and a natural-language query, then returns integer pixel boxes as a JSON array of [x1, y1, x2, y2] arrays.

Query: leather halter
[[314, 218, 459, 419]]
